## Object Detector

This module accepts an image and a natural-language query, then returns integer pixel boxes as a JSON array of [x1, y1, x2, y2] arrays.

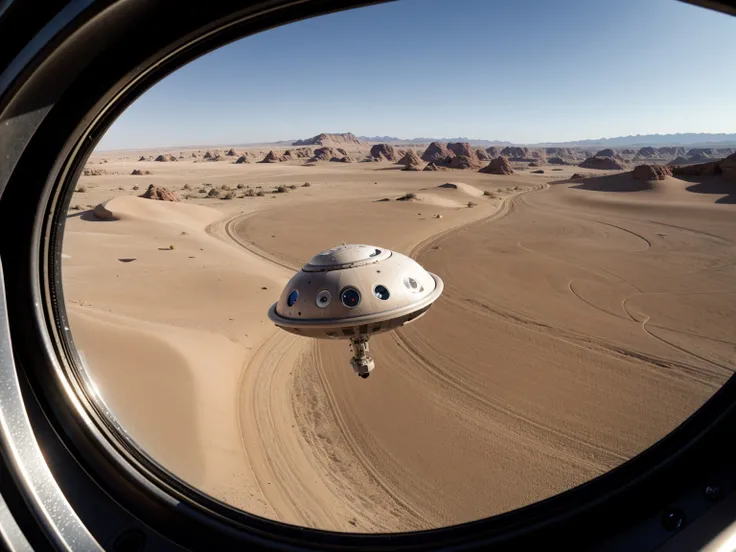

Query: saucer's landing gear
[[349, 336, 374, 379]]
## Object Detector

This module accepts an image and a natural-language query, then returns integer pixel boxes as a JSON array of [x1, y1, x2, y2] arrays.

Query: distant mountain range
[[359, 136, 514, 147], [354, 133, 736, 148], [531, 133, 736, 148]]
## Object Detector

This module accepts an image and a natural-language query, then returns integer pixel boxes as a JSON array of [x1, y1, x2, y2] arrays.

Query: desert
[[62, 135, 736, 532]]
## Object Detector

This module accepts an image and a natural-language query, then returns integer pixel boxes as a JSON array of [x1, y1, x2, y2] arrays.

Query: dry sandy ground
[[63, 150, 736, 532]]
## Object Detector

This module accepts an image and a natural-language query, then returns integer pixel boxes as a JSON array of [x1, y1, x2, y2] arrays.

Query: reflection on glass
[[62, 0, 736, 535]]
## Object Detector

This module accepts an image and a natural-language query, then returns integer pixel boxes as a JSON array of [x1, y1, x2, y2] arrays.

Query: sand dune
[[64, 152, 736, 533]]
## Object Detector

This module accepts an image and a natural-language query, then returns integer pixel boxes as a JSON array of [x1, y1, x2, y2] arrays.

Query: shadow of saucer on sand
[[65, 209, 117, 221], [684, 177, 736, 204], [569, 173, 654, 193]]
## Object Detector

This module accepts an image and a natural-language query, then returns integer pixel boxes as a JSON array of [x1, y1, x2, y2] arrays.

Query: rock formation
[[292, 132, 364, 147], [421, 142, 453, 163], [578, 156, 626, 170], [633, 164, 672, 180], [479, 156, 514, 175], [260, 150, 284, 163], [369, 143, 397, 162], [139, 184, 179, 201], [398, 150, 423, 166]]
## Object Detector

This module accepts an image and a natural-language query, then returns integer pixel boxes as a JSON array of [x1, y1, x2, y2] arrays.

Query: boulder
[[531, 169, 545, 174], [235, 155, 249, 164], [421, 142, 452, 163], [633, 164, 672, 180], [226, 148, 237, 156], [578, 156, 626, 170], [369, 143, 397, 162], [130, 169, 143, 175], [479, 156, 514, 175], [139, 184, 180, 201], [528, 162, 539, 168]]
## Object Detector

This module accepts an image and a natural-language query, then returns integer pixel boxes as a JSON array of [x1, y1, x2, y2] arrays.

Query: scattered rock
[[479, 156, 514, 175], [578, 156, 626, 170], [131, 169, 143, 175], [531, 169, 545, 174], [139, 184, 180, 201], [633, 164, 672, 180]]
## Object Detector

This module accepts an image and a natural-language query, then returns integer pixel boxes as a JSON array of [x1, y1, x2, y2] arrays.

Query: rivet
[[114, 529, 147, 552], [705, 485, 722, 501], [662, 508, 685, 531]]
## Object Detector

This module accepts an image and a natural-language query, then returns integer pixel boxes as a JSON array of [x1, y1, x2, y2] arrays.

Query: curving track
[[228, 176, 736, 530]]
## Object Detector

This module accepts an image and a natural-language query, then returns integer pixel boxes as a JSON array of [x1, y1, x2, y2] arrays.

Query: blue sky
[[97, 0, 736, 150]]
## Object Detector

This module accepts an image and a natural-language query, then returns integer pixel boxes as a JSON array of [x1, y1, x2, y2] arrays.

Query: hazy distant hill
[[292, 132, 365, 147], [359, 136, 514, 147], [531, 133, 736, 147]]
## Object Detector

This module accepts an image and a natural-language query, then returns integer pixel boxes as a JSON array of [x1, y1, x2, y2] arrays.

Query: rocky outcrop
[[547, 156, 568, 165], [479, 156, 514, 175], [672, 162, 721, 177], [369, 143, 397, 161], [139, 184, 179, 201], [226, 148, 238, 156], [595, 148, 615, 157], [423, 162, 440, 171], [421, 142, 452, 163], [476, 149, 490, 161], [578, 156, 626, 170], [633, 164, 672, 180], [402, 161, 422, 171], [235, 155, 249, 164], [485, 146, 499, 158], [720, 152, 736, 181], [329, 156, 353, 163]]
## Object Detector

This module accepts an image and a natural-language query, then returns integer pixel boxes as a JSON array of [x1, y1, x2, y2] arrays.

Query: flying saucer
[[268, 244, 444, 378]]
